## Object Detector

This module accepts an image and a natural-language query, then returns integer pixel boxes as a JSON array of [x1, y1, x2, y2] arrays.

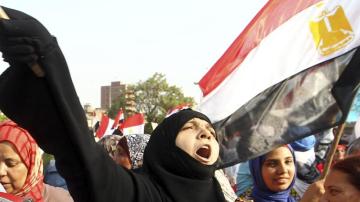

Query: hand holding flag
[[0, 6, 45, 77]]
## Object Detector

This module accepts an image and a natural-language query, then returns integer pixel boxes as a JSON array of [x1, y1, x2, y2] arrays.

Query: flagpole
[[319, 123, 346, 180], [0, 6, 45, 77]]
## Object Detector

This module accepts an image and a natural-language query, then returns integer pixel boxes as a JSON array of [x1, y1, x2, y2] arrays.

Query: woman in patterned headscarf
[[98, 134, 150, 169], [0, 120, 73, 202], [126, 134, 150, 169]]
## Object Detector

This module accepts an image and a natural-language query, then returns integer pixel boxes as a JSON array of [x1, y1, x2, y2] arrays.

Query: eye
[[285, 158, 294, 165], [5, 159, 19, 167], [265, 160, 277, 167], [209, 129, 216, 136], [329, 188, 341, 196], [205, 125, 216, 137], [181, 124, 194, 130]]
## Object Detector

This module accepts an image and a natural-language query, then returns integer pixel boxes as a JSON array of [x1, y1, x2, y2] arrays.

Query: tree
[[107, 92, 127, 118], [0, 112, 8, 122], [134, 73, 195, 132], [108, 73, 195, 133]]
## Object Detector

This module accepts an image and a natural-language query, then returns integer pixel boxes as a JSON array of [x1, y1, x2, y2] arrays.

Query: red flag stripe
[[96, 114, 109, 139], [111, 108, 124, 129], [121, 113, 144, 128], [198, 0, 321, 97], [166, 104, 191, 117]]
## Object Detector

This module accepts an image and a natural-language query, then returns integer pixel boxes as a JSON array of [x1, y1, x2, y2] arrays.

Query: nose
[[276, 162, 287, 174], [322, 191, 330, 202], [0, 163, 6, 177], [198, 128, 212, 140]]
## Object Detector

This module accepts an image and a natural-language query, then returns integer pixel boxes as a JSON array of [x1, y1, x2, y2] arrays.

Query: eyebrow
[[186, 120, 215, 133], [186, 120, 211, 127], [205, 124, 215, 131], [326, 185, 341, 190], [264, 159, 279, 162], [4, 157, 19, 162], [265, 156, 293, 161]]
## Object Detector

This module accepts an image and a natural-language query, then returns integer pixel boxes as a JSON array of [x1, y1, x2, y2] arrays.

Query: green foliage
[[0, 113, 8, 122], [107, 92, 127, 118], [109, 73, 195, 134], [144, 122, 154, 134], [42, 153, 54, 168], [133, 73, 195, 132]]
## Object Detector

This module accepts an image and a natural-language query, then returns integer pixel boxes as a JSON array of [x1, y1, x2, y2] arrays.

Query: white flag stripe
[[123, 124, 145, 135], [199, 1, 360, 122], [102, 119, 115, 137]]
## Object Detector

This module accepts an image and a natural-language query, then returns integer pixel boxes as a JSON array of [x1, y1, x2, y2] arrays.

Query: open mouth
[[196, 145, 211, 159], [1, 182, 10, 188], [274, 177, 289, 183]]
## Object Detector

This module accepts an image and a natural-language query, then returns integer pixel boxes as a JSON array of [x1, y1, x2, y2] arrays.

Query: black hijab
[[142, 109, 226, 202]]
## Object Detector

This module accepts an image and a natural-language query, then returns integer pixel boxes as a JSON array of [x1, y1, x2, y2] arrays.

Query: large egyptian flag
[[197, 0, 360, 167]]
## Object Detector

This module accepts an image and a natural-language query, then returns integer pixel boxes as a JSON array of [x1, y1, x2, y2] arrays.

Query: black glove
[[0, 7, 54, 66]]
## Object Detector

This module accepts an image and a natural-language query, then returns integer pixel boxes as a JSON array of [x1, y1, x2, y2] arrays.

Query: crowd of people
[[2, 118, 359, 202], [0, 6, 359, 202]]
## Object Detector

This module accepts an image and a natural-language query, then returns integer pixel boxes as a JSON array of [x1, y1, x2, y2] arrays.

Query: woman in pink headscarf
[[0, 120, 73, 202]]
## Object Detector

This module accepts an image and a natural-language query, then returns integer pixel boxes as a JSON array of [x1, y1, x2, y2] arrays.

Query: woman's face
[[322, 170, 360, 202], [261, 146, 295, 192], [175, 118, 219, 165], [334, 146, 346, 162], [0, 142, 28, 194]]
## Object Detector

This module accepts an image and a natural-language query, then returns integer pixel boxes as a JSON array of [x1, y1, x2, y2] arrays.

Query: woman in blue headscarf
[[248, 145, 296, 202]]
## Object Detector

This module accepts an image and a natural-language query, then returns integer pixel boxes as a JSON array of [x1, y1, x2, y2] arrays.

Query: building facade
[[100, 81, 126, 109]]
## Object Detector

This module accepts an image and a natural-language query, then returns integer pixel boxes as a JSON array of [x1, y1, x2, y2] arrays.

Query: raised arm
[[0, 7, 138, 202]]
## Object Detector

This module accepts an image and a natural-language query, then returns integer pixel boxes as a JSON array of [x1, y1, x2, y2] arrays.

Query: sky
[[0, 0, 268, 108]]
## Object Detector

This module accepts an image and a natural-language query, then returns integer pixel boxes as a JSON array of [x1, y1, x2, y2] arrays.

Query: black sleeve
[[0, 39, 143, 202]]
